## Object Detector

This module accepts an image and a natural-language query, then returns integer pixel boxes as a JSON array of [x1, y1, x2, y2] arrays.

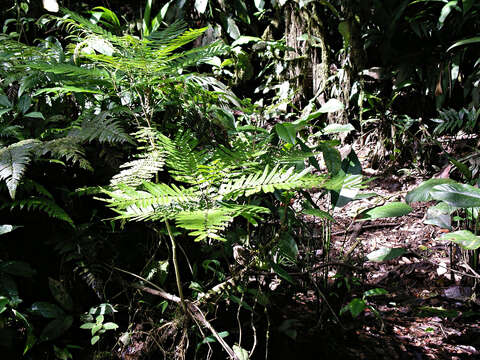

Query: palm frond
[[0, 139, 40, 199]]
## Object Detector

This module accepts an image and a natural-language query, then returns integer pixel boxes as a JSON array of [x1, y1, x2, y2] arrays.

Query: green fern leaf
[[7, 197, 74, 227], [110, 150, 165, 187], [0, 139, 39, 199], [219, 165, 323, 200], [69, 111, 132, 144], [100, 182, 200, 221], [176, 208, 235, 242], [39, 138, 93, 171]]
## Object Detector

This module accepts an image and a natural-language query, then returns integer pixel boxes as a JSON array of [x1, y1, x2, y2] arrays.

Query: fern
[[39, 137, 93, 171], [176, 204, 269, 242], [110, 150, 165, 187], [69, 110, 132, 145], [0, 139, 40, 199], [219, 165, 323, 200], [101, 182, 201, 222], [5, 197, 74, 227]]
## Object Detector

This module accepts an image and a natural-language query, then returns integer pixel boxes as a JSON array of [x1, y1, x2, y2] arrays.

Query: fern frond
[[0, 139, 40, 199], [25, 62, 108, 79], [69, 111, 132, 144], [176, 207, 235, 242], [156, 131, 212, 184], [219, 165, 323, 200], [147, 20, 187, 44], [176, 204, 270, 241], [110, 150, 165, 187], [100, 182, 201, 221], [6, 197, 74, 227], [39, 138, 93, 171]]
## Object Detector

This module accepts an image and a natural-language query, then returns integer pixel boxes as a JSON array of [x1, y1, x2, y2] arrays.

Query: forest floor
[[269, 144, 480, 360]]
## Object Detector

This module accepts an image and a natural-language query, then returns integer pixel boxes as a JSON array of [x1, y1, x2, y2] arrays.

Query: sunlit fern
[[100, 128, 326, 241]]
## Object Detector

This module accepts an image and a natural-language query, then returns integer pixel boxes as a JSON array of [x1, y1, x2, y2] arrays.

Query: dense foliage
[[0, 1, 479, 359]]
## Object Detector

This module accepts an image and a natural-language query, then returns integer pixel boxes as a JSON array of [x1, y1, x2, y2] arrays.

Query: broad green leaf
[[227, 17, 240, 40], [341, 298, 366, 318], [406, 178, 457, 203], [441, 230, 480, 250], [231, 36, 262, 47], [302, 99, 345, 122], [0, 95, 11, 108], [321, 146, 341, 175], [367, 247, 407, 262], [80, 323, 95, 329], [233, 345, 249, 360], [318, 99, 344, 113], [17, 94, 31, 114], [321, 123, 355, 135], [431, 183, 480, 208], [275, 123, 297, 144], [195, 0, 208, 14], [357, 202, 412, 220], [363, 288, 388, 297], [91, 335, 100, 345], [29, 302, 65, 319], [0, 261, 36, 277], [102, 322, 119, 330], [39, 315, 73, 342], [332, 150, 363, 209], [447, 36, 480, 51], [24, 112, 45, 120], [303, 209, 335, 221], [48, 278, 73, 312]]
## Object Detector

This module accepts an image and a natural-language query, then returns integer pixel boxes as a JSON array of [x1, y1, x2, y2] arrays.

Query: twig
[[130, 282, 239, 360], [330, 222, 398, 236]]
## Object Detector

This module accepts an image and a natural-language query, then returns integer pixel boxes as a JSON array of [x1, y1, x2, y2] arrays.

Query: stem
[[165, 219, 188, 315]]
